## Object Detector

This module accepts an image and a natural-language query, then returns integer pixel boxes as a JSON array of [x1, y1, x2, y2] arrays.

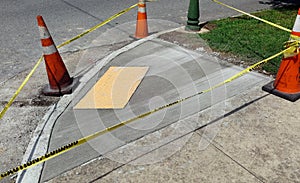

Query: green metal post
[[186, 0, 200, 31]]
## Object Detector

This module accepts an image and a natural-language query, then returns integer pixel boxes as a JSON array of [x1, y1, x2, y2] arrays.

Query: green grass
[[199, 7, 298, 74]]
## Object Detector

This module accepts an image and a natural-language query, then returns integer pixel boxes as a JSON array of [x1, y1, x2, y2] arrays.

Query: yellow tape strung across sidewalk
[[0, 44, 295, 180], [0, 56, 43, 120], [0, 4, 138, 120], [58, 3, 138, 48], [212, 0, 291, 33]]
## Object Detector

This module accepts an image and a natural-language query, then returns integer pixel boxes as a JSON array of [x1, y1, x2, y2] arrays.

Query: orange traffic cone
[[37, 15, 78, 96], [135, 0, 149, 39], [262, 9, 300, 102]]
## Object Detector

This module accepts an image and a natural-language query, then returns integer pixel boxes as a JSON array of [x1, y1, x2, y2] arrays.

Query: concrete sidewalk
[[17, 27, 300, 183], [48, 86, 300, 183]]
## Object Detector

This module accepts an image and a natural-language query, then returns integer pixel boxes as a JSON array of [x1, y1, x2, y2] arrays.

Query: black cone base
[[43, 77, 79, 96], [262, 81, 300, 102]]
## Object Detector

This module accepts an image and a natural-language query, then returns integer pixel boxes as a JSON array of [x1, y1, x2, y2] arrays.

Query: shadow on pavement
[[88, 93, 270, 183], [259, 0, 300, 7], [198, 94, 270, 130]]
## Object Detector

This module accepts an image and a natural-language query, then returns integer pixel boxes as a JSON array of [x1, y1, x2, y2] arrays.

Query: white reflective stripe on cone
[[39, 26, 51, 39], [138, 7, 146, 13], [292, 15, 300, 33], [43, 44, 57, 55]]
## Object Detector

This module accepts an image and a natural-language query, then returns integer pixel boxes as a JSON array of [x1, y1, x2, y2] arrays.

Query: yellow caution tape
[[1, 44, 296, 180], [212, 0, 292, 33], [202, 46, 294, 93], [0, 4, 138, 120], [57, 3, 138, 48], [0, 56, 43, 119], [283, 40, 300, 58]]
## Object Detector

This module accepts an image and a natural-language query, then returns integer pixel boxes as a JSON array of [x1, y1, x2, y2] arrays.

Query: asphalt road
[[0, 0, 281, 84]]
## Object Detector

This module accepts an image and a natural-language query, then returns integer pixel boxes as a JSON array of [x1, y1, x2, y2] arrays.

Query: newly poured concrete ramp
[[40, 38, 269, 181]]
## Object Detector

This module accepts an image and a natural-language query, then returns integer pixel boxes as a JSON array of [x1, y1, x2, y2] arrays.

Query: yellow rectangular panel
[[74, 66, 149, 109]]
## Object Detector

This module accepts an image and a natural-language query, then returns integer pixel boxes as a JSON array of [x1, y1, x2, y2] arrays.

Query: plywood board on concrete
[[74, 67, 149, 109]]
